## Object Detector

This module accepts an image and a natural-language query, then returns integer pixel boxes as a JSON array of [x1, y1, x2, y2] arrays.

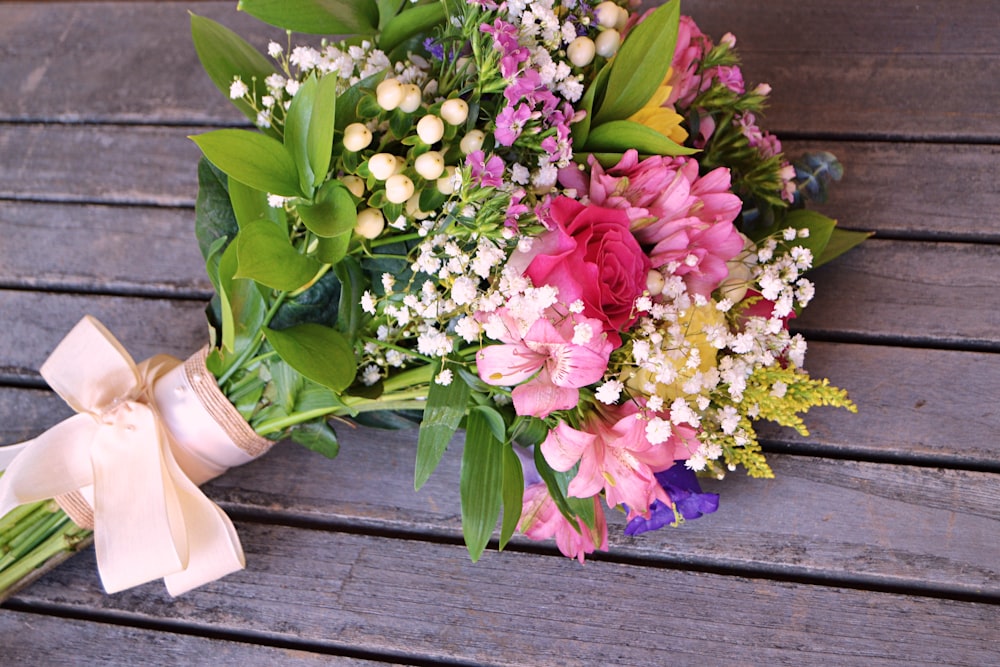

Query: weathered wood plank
[[792, 239, 1000, 349], [0, 202, 210, 296], [0, 2, 997, 140], [11, 526, 1000, 667], [0, 291, 208, 383], [0, 609, 383, 665]]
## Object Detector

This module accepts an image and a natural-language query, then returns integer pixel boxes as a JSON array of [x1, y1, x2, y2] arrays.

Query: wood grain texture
[[11, 526, 1000, 667], [0, 609, 389, 665]]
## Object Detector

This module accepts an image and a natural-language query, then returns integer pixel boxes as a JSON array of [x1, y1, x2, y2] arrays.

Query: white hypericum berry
[[594, 2, 621, 28], [375, 78, 405, 110], [567, 36, 596, 68], [414, 151, 445, 180], [368, 153, 398, 180], [440, 98, 469, 125], [398, 83, 423, 113], [385, 174, 415, 204], [355, 208, 385, 239], [437, 166, 457, 195], [459, 129, 485, 154], [416, 114, 445, 144], [595, 29, 621, 58], [341, 174, 365, 198], [405, 194, 430, 220], [343, 122, 373, 151], [646, 269, 665, 296]]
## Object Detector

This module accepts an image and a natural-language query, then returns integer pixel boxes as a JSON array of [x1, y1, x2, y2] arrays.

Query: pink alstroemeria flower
[[540, 403, 701, 519], [520, 482, 608, 563], [476, 309, 613, 419]]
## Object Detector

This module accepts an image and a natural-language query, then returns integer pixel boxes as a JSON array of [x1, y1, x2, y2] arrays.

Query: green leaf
[[334, 256, 366, 340], [190, 14, 277, 131], [593, 0, 680, 124], [284, 75, 319, 194], [316, 231, 353, 265], [308, 74, 339, 187], [264, 323, 356, 392], [499, 444, 524, 550], [570, 61, 612, 148], [335, 71, 387, 131], [376, 0, 405, 30], [378, 2, 446, 53], [235, 219, 323, 291], [461, 406, 505, 562], [289, 420, 340, 458], [191, 129, 302, 197], [269, 270, 341, 330], [779, 209, 835, 263], [298, 180, 357, 237], [532, 444, 580, 529], [237, 0, 378, 35], [414, 365, 472, 490], [217, 239, 267, 355], [228, 177, 283, 229], [284, 74, 339, 194], [584, 120, 698, 157], [816, 227, 872, 268], [195, 158, 239, 259]]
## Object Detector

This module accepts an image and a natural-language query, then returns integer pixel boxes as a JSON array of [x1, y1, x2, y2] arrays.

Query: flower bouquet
[[0, 0, 866, 599]]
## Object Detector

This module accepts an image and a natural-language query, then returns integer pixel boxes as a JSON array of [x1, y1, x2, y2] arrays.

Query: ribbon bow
[[0, 317, 263, 595]]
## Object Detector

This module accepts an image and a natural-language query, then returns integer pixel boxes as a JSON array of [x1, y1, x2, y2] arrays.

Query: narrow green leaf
[[584, 120, 698, 157], [461, 406, 505, 562], [216, 240, 266, 355], [334, 256, 365, 340], [289, 420, 340, 458], [191, 129, 302, 197], [235, 219, 323, 291], [378, 2, 446, 53], [414, 365, 472, 490], [284, 75, 319, 195], [190, 14, 276, 131], [376, 0, 405, 30], [194, 157, 239, 259], [533, 444, 580, 529], [570, 62, 611, 148], [498, 444, 524, 550], [298, 180, 357, 237], [264, 323, 356, 392], [593, 0, 680, 124], [237, 0, 378, 35], [308, 74, 339, 187], [816, 227, 872, 268]]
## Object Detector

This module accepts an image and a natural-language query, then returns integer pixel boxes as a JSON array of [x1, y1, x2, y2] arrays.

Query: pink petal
[[540, 421, 595, 472], [476, 344, 543, 386]]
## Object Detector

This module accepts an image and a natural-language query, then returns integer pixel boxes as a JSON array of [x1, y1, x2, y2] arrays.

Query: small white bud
[[567, 36, 596, 68], [384, 174, 415, 204], [368, 153, 397, 181], [341, 175, 365, 198], [595, 29, 621, 58], [343, 122, 373, 152], [416, 114, 445, 144], [459, 129, 485, 154], [398, 83, 423, 113], [440, 98, 469, 125], [375, 78, 405, 110], [355, 208, 385, 239], [414, 151, 445, 180], [594, 2, 620, 28], [646, 269, 665, 296]]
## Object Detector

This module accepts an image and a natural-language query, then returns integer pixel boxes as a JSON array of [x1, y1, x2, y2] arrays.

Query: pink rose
[[521, 196, 651, 343]]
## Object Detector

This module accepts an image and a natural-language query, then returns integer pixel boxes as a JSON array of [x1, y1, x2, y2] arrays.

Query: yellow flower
[[627, 69, 689, 145]]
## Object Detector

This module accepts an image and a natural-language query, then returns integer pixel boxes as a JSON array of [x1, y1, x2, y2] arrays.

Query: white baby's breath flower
[[645, 417, 673, 445], [435, 369, 454, 386], [594, 380, 623, 405], [229, 77, 249, 100]]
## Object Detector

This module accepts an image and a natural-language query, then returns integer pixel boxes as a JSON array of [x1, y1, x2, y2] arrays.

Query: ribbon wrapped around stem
[[0, 317, 273, 595]]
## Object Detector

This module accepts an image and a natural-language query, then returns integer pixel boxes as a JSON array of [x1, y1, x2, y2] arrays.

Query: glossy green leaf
[[532, 444, 581, 530], [191, 129, 301, 197], [570, 61, 611, 148], [335, 71, 386, 131], [194, 158, 239, 259], [284, 75, 319, 194], [498, 444, 524, 550], [414, 364, 471, 490], [298, 180, 357, 237], [778, 209, 836, 264], [376, 0, 405, 29], [461, 406, 505, 562], [228, 177, 283, 229], [334, 256, 365, 340], [289, 420, 340, 458], [593, 0, 679, 124], [190, 14, 276, 131], [264, 323, 356, 392], [237, 0, 378, 35], [816, 227, 872, 268], [316, 232, 353, 265], [308, 74, 339, 187], [378, 2, 446, 53], [216, 239, 266, 355], [270, 270, 341, 330], [235, 219, 323, 291], [584, 120, 698, 157]]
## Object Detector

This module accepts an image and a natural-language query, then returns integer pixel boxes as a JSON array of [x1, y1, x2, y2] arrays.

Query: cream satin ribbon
[[0, 316, 272, 596]]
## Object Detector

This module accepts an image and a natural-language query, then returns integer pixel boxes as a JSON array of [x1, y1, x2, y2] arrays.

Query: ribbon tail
[[0, 442, 29, 472], [0, 415, 99, 519]]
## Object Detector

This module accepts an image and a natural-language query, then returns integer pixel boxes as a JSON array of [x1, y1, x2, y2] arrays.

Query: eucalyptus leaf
[[499, 444, 524, 550], [414, 364, 471, 490], [378, 2, 446, 53], [265, 322, 357, 392], [237, 0, 378, 35], [593, 0, 679, 124], [298, 180, 357, 237], [235, 219, 323, 291], [191, 129, 302, 197], [195, 158, 239, 259], [190, 14, 276, 133], [461, 406, 505, 562], [289, 420, 340, 459], [584, 120, 698, 157]]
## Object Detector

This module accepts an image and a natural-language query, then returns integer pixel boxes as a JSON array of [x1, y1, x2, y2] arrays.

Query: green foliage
[[264, 323, 357, 392], [288, 420, 341, 458], [236, 0, 378, 35], [194, 158, 239, 259], [584, 120, 698, 158], [379, 2, 447, 53], [499, 444, 524, 550], [234, 219, 323, 292], [284, 74, 339, 194], [414, 364, 472, 489], [460, 406, 506, 562], [298, 180, 357, 237], [191, 129, 302, 197], [745, 365, 857, 437]]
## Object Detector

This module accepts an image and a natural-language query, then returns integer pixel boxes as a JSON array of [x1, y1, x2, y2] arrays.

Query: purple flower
[[466, 150, 505, 188], [624, 462, 719, 536], [423, 37, 445, 61], [495, 103, 532, 146]]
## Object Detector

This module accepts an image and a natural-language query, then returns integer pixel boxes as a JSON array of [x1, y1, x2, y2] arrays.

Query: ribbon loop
[[0, 317, 273, 596]]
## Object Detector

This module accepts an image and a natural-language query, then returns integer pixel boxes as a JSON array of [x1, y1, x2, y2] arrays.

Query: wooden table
[[1, 1, 998, 664]]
